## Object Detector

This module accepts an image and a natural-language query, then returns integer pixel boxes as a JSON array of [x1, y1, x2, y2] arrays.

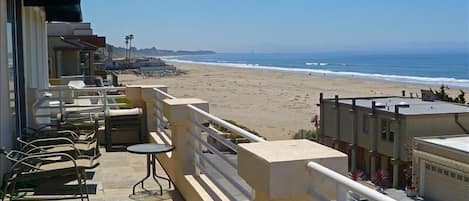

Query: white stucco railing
[[307, 161, 396, 201]]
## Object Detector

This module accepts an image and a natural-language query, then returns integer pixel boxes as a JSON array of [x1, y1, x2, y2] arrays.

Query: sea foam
[[165, 58, 469, 89]]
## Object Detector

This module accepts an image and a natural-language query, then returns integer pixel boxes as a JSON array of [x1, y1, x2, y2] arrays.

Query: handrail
[[188, 104, 266, 143], [154, 88, 176, 99], [154, 88, 393, 201], [38, 86, 125, 92], [153, 88, 175, 140], [33, 86, 127, 125], [307, 161, 396, 201]]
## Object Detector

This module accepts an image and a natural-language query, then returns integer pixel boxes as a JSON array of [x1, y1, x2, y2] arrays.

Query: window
[[389, 131, 394, 142], [380, 119, 389, 140], [450, 172, 456, 178], [362, 114, 369, 134], [79, 51, 91, 75]]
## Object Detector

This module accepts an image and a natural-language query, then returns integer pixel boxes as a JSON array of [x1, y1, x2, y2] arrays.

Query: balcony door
[[6, 0, 26, 140]]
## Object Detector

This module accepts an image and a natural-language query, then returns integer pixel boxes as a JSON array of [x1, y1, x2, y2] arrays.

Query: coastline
[[165, 58, 469, 89], [119, 61, 462, 140]]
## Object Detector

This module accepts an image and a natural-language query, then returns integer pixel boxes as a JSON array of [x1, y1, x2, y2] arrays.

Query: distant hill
[[107, 44, 216, 58]]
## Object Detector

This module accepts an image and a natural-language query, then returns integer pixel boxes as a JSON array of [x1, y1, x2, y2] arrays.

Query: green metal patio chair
[[0, 149, 98, 201]]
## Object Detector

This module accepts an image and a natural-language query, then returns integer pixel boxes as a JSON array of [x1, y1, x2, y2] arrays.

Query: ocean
[[166, 52, 469, 88]]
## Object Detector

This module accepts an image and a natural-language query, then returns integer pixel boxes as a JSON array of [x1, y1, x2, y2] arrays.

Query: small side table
[[127, 143, 174, 195]]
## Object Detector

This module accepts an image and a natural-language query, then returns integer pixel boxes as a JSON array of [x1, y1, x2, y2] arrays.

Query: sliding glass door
[[6, 0, 25, 139]]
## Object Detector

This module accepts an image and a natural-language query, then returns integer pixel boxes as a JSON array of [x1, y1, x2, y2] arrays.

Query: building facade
[[47, 22, 106, 80], [0, 0, 82, 183], [318, 94, 469, 188], [412, 135, 469, 201]]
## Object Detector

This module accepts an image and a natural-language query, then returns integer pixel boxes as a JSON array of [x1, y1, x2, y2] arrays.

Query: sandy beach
[[118, 61, 461, 140]]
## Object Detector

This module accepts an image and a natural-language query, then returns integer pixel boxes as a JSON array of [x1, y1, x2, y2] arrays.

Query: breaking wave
[[165, 58, 469, 88]]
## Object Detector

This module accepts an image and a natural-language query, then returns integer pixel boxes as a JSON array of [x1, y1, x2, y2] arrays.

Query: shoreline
[[164, 58, 469, 90], [119, 61, 463, 140]]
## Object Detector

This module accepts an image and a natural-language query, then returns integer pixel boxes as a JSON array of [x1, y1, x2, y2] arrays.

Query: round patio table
[[127, 143, 174, 195]]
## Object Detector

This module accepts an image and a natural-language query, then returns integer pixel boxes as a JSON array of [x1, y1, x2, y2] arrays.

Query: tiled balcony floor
[[18, 148, 184, 201], [88, 148, 184, 201], [82, 150, 183, 201]]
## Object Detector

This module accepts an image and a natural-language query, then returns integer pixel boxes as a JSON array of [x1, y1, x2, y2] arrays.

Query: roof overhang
[[64, 35, 106, 48], [24, 0, 82, 22]]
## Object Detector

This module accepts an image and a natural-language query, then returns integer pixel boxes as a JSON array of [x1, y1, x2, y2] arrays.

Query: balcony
[[22, 84, 397, 201]]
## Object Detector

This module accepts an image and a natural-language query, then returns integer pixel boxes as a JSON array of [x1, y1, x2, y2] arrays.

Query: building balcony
[[21, 84, 397, 201]]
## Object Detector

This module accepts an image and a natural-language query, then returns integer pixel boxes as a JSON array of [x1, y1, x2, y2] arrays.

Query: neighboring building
[[318, 94, 469, 188], [412, 135, 469, 201], [0, 0, 82, 183], [47, 22, 106, 79]]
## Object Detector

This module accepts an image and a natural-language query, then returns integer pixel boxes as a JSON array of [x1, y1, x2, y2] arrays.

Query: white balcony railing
[[153, 88, 175, 144], [34, 86, 126, 124], [188, 104, 266, 200], [307, 161, 395, 201], [149, 86, 396, 201]]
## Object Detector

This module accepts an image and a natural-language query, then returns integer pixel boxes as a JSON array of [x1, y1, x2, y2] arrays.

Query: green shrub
[[431, 85, 466, 104], [114, 97, 131, 108], [292, 129, 317, 140]]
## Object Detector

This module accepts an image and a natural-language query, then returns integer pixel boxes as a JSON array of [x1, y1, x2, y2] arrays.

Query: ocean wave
[[305, 62, 328, 66], [165, 58, 469, 88]]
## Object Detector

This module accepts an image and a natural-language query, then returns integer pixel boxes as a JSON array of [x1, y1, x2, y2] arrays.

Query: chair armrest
[[24, 144, 82, 156], [21, 137, 76, 151]]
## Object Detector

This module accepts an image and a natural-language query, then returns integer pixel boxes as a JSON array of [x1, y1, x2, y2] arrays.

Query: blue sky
[[82, 0, 468, 53]]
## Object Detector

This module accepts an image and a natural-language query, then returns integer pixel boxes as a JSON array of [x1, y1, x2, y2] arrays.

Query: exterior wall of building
[[321, 101, 406, 159], [47, 22, 92, 36], [412, 141, 469, 201], [321, 100, 469, 162], [320, 98, 469, 187], [321, 101, 338, 141], [406, 114, 469, 139], [0, 0, 12, 183], [22, 7, 48, 129], [22, 7, 48, 90], [1, 2, 49, 182]]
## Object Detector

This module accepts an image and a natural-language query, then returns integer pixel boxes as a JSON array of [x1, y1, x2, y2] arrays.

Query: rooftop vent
[[421, 89, 436, 101]]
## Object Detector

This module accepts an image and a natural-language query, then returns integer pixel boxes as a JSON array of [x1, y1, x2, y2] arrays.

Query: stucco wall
[[406, 114, 469, 138], [322, 100, 469, 161]]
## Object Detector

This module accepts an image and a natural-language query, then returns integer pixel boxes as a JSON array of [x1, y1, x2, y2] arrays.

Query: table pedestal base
[[132, 154, 172, 195]]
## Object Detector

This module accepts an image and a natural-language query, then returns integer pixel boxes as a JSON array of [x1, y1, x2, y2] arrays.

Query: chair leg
[[82, 170, 90, 201], [8, 181, 16, 201], [75, 169, 85, 201]]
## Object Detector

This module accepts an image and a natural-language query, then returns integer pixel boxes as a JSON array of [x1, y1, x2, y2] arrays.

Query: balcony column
[[140, 85, 168, 132], [162, 98, 208, 176], [238, 140, 348, 201]]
